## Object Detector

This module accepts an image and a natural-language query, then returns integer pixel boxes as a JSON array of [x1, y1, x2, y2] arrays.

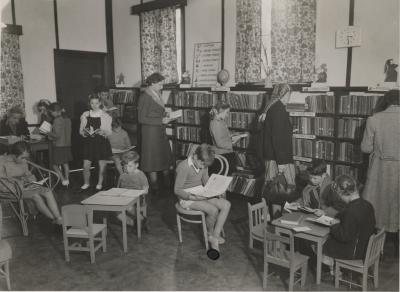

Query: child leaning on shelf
[[299, 159, 345, 217], [109, 117, 132, 175], [116, 151, 149, 227], [47, 102, 72, 186], [174, 143, 231, 251]]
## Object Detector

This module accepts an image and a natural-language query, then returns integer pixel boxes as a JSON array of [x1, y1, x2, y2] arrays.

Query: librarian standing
[[258, 83, 295, 215], [361, 89, 399, 247], [138, 72, 172, 194]]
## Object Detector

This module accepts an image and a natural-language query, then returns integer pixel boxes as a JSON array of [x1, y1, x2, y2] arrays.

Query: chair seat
[[66, 224, 106, 237], [335, 258, 364, 268], [0, 240, 12, 262], [251, 224, 265, 240], [175, 202, 204, 216]]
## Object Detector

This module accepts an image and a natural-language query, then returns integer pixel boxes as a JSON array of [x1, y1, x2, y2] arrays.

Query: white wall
[[15, 0, 57, 123], [112, 0, 141, 87], [351, 0, 399, 86], [185, 0, 222, 79], [316, 0, 349, 86], [1, 0, 12, 24], [58, 0, 107, 52]]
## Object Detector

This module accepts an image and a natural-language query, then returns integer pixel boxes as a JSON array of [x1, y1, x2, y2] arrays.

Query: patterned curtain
[[140, 7, 178, 84], [271, 0, 316, 83], [235, 0, 262, 83], [0, 31, 25, 117]]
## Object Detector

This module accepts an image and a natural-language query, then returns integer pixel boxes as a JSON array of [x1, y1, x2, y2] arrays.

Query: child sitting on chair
[[174, 143, 231, 251], [109, 118, 131, 175], [116, 151, 148, 226], [300, 159, 345, 217]]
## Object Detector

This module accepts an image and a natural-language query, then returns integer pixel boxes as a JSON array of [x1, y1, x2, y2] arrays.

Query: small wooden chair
[[248, 198, 269, 249], [62, 204, 107, 264], [175, 203, 209, 250], [335, 228, 386, 291], [263, 230, 308, 291]]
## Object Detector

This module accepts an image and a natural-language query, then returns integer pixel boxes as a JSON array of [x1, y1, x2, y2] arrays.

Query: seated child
[[322, 175, 376, 275], [108, 118, 131, 175], [116, 151, 149, 226], [300, 159, 345, 217], [174, 143, 231, 251]]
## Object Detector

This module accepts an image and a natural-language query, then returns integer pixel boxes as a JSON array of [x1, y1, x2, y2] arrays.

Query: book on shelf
[[292, 138, 335, 161], [337, 118, 366, 139], [290, 116, 335, 137], [184, 174, 233, 198], [228, 174, 256, 197], [109, 89, 138, 104], [339, 93, 384, 115], [280, 213, 304, 225], [305, 92, 335, 114], [39, 121, 52, 134]]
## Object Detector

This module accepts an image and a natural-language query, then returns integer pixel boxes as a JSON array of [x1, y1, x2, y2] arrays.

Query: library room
[[0, 0, 399, 291]]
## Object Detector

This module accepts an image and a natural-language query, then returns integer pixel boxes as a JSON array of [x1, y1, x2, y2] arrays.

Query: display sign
[[192, 42, 222, 87]]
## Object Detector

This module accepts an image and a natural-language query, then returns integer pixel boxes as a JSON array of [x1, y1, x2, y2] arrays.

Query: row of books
[[176, 126, 203, 143], [338, 93, 383, 115], [177, 109, 207, 125], [337, 118, 366, 139], [172, 91, 265, 110], [337, 142, 362, 163], [228, 174, 256, 197], [176, 142, 199, 157], [290, 117, 335, 137], [226, 112, 256, 129], [236, 152, 260, 170], [109, 89, 138, 104], [305, 94, 335, 113], [335, 164, 359, 180], [292, 138, 335, 160]]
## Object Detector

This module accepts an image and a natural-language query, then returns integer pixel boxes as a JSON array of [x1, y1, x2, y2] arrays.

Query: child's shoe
[[208, 235, 220, 251], [62, 180, 69, 187], [95, 184, 103, 191]]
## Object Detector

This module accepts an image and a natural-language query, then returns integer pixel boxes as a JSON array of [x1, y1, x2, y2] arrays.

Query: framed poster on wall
[[192, 42, 222, 87]]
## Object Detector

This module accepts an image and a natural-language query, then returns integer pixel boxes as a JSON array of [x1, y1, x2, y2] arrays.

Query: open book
[[24, 177, 49, 187], [112, 145, 136, 154], [167, 109, 183, 120], [39, 121, 52, 134], [231, 132, 249, 139], [184, 174, 233, 198], [84, 127, 101, 136], [306, 215, 340, 227]]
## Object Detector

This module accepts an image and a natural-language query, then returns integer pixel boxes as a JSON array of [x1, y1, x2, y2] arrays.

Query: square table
[[81, 188, 145, 253], [272, 212, 330, 285]]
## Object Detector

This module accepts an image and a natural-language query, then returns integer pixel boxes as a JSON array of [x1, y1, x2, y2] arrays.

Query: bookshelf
[[104, 87, 141, 146], [164, 88, 269, 197], [289, 88, 384, 183]]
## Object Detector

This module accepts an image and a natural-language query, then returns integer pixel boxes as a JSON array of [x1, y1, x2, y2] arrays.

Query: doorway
[[54, 49, 106, 169]]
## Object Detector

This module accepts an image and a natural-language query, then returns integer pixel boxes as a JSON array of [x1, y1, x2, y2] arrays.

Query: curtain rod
[[131, 0, 187, 15]]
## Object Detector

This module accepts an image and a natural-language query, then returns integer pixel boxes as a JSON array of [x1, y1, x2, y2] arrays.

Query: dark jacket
[[0, 118, 30, 136], [260, 101, 293, 164], [323, 198, 376, 260]]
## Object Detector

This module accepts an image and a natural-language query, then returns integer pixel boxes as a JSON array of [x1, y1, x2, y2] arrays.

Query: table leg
[[136, 199, 141, 239], [121, 210, 128, 252], [316, 240, 322, 285]]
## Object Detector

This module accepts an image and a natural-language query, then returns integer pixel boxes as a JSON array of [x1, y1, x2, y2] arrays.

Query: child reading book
[[109, 117, 132, 175], [116, 151, 148, 227], [174, 143, 231, 251]]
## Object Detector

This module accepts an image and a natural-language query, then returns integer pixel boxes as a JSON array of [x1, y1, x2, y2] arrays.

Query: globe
[[217, 69, 230, 86]]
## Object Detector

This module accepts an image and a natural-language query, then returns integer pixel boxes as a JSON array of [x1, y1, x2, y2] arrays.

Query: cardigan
[[260, 101, 293, 164], [79, 110, 112, 137], [49, 116, 71, 147]]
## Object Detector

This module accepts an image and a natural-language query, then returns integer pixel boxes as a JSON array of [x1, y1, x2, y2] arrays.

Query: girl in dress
[[48, 102, 72, 186], [79, 95, 112, 191]]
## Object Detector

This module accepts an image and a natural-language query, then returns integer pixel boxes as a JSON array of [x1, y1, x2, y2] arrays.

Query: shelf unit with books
[[164, 87, 271, 197], [288, 87, 385, 183], [105, 87, 141, 146]]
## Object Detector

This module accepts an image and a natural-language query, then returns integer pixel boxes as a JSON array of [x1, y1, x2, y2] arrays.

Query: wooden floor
[[1, 175, 399, 291]]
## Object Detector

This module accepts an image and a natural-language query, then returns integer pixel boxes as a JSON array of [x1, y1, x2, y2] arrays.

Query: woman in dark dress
[[79, 94, 112, 191], [138, 73, 172, 194], [0, 106, 30, 137], [258, 83, 296, 216]]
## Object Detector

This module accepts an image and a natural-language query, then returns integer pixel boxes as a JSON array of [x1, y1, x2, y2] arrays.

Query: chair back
[[264, 230, 295, 267], [365, 228, 386, 266], [248, 198, 268, 230], [62, 204, 88, 229], [0, 177, 23, 201], [214, 154, 229, 176], [26, 160, 60, 190]]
